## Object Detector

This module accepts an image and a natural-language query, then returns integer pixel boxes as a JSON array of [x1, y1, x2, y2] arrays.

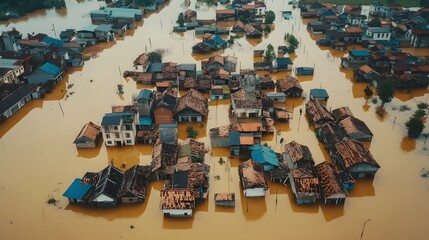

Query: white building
[[101, 112, 137, 146], [0, 59, 25, 84], [239, 160, 268, 197], [366, 27, 392, 41]]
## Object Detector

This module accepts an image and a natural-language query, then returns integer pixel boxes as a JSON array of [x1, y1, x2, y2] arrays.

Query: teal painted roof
[[310, 88, 329, 98], [39, 62, 61, 75], [250, 144, 279, 167], [63, 178, 93, 200], [350, 50, 370, 57]]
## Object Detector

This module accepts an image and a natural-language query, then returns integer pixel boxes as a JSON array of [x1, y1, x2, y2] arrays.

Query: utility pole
[[52, 24, 57, 38], [360, 219, 372, 240]]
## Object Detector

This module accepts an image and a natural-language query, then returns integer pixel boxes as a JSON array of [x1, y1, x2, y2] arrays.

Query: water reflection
[[320, 203, 345, 222], [400, 137, 417, 152], [163, 217, 193, 229], [239, 190, 267, 220], [76, 144, 102, 159], [348, 179, 375, 198]]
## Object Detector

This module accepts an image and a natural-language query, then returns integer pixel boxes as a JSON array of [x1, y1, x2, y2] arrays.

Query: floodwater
[[1, 0, 429, 239]]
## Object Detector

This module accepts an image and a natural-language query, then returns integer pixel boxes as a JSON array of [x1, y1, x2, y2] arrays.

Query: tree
[[421, 0, 429, 7], [148, 51, 163, 63], [364, 85, 373, 97], [264, 44, 275, 64], [238, 15, 250, 24], [176, 12, 185, 27], [265, 10, 276, 24], [405, 117, 425, 138], [377, 80, 394, 109], [284, 33, 299, 53], [264, 24, 271, 33]]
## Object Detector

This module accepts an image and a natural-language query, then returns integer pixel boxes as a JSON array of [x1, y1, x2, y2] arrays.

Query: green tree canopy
[[405, 117, 425, 138], [265, 10, 276, 24], [377, 80, 394, 109], [284, 33, 299, 53], [176, 12, 185, 27], [264, 44, 275, 64]]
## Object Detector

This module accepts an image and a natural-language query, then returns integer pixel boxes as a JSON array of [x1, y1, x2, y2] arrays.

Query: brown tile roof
[[214, 193, 235, 202], [231, 89, 262, 109], [122, 165, 151, 199], [305, 99, 335, 124], [340, 116, 373, 138], [216, 9, 236, 14], [411, 65, 429, 72], [238, 159, 268, 189], [284, 141, 314, 165], [184, 77, 197, 89], [242, 4, 256, 9], [346, 27, 363, 33], [277, 76, 303, 92], [175, 89, 208, 116], [160, 188, 195, 210], [136, 126, 159, 141], [151, 142, 178, 173], [179, 138, 206, 158], [317, 122, 346, 147], [334, 139, 380, 169], [209, 55, 225, 65], [290, 168, 320, 198], [358, 65, 374, 74], [209, 125, 230, 138], [275, 108, 291, 120], [315, 161, 346, 197], [74, 121, 101, 143], [332, 106, 353, 121], [133, 53, 149, 66]]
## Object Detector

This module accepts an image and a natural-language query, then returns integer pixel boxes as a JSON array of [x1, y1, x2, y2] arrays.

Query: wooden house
[[151, 142, 179, 180], [269, 168, 289, 183], [289, 168, 320, 204], [316, 122, 347, 149], [209, 125, 230, 147], [315, 162, 347, 204], [238, 160, 268, 197], [133, 53, 150, 72], [344, 27, 363, 43], [283, 141, 315, 170], [305, 99, 335, 125], [353, 65, 381, 83], [274, 107, 291, 122], [73, 121, 102, 148], [175, 89, 208, 122], [136, 72, 156, 84], [210, 85, 230, 100], [259, 74, 275, 90], [339, 116, 373, 142], [243, 23, 262, 38], [277, 76, 303, 97], [216, 9, 236, 21], [152, 91, 177, 125], [90, 165, 125, 208], [214, 193, 235, 207], [160, 188, 195, 217], [332, 106, 353, 121], [120, 165, 151, 203], [330, 138, 380, 179], [271, 57, 293, 72], [0, 84, 35, 121]]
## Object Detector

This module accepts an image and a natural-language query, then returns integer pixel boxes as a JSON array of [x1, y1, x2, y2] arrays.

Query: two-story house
[[101, 112, 137, 146]]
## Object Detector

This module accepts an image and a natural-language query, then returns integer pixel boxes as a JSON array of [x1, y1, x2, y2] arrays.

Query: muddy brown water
[[1, 0, 429, 239]]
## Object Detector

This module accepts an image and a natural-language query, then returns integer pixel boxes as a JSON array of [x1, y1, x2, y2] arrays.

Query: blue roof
[[350, 50, 370, 57], [101, 112, 133, 126], [42, 37, 64, 47], [211, 35, 226, 44], [138, 89, 152, 99], [139, 116, 152, 126], [148, 63, 163, 73], [310, 88, 329, 99], [39, 62, 61, 75], [250, 145, 279, 167], [369, 27, 391, 33], [276, 57, 293, 64], [63, 178, 93, 200], [229, 131, 240, 145]]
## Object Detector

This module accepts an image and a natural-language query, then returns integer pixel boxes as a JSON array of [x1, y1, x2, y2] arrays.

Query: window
[[126, 140, 132, 144], [125, 124, 133, 130], [106, 134, 110, 139], [107, 141, 112, 145], [114, 126, 118, 130], [115, 133, 120, 138], [125, 133, 131, 138]]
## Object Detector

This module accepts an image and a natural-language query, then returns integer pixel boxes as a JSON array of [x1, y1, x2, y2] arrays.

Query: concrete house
[[366, 27, 392, 41], [230, 89, 262, 118], [101, 112, 137, 146], [73, 121, 102, 148], [160, 188, 195, 217], [330, 138, 380, 179], [408, 26, 429, 48], [0, 58, 25, 84], [341, 50, 371, 68], [238, 159, 268, 197], [283, 141, 315, 170], [76, 24, 115, 42]]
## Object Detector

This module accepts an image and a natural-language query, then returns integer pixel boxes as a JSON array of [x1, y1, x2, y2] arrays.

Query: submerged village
[[1, 0, 429, 238]]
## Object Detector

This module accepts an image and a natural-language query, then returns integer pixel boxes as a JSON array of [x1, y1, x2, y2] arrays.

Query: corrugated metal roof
[[39, 62, 61, 75], [63, 178, 93, 200], [229, 131, 240, 145], [310, 88, 329, 99], [250, 144, 279, 167]]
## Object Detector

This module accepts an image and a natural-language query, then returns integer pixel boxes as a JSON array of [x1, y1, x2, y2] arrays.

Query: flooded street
[[1, 0, 429, 239]]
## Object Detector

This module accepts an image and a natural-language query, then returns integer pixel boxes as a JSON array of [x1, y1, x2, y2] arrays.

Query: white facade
[[232, 107, 262, 118], [366, 28, 392, 41], [102, 117, 137, 147], [0, 61, 24, 84], [243, 188, 266, 197], [256, 6, 266, 16], [2, 93, 32, 119], [162, 209, 193, 217]]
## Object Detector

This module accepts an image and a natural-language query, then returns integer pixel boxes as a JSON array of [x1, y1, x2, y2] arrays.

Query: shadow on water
[[0, 99, 43, 138], [76, 143, 102, 159], [288, 191, 320, 214], [239, 189, 267, 220], [320, 203, 345, 222], [348, 178, 376, 198], [400, 136, 417, 152], [162, 217, 194, 229]]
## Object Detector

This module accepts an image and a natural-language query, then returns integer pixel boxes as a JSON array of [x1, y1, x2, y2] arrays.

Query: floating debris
[[421, 168, 429, 178], [47, 197, 58, 205]]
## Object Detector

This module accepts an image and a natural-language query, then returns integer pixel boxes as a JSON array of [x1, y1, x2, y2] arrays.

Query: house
[[178, 64, 197, 77], [238, 159, 268, 197], [216, 9, 236, 21], [266, 92, 286, 103], [137, 72, 156, 85], [210, 125, 230, 147], [366, 27, 392, 41], [136, 125, 159, 144], [305, 99, 335, 125], [27, 62, 64, 85], [90, 165, 125, 208], [0, 58, 25, 84], [175, 89, 208, 122], [250, 144, 279, 171], [214, 193, 235, 207], [295, 67, 314, 76], [192, 35, 227, 54], [369, 1, 385, 16], [243, 24, 262, 38], [332, 106, 353, 121], [283, 141, 315, 170], [347, 14, 367, 27], [344, 27, 363, 43], [184, 9, 197, 23], [76, 24, 115, 42], [277, 76, 303, 97], [133, 53, 150, 72], [151, 142, 179, 180], [0, 84, 35, 121], [152, 91, 177, 125], [409, 26, 429, 48], [0, 31, 22, 52], [159, 123, 178, 145], [274, 107, 291, 122], [259, 74, 275, 90], [341, 50, 371, 68], [136, 89, 153, 119], [254, 49, 264, 57], [178, 138, 206, 163], [120, 165, 151, 203], [315, 161, 348, 204], [309, 88, 329, 102], [62, 178, 94, 204], [330, 138, 380, 179], [254, 61, 270, 71], [272, 57, 293, 72], [269, 167, 289, 183], [101, 111, 137, 146], [90, 8, 143, 29], [316, 122, 346, 149], [230, 89, 262, 118], [289, 168, 320, 204], [182, 75, 211, 93], [160, 188, 195, 217], [202, 55, 237, 73], [73, 121, 102, 148], [210, 85, 230, 100], [353, 65, 381, 83], [339, 116, 373, 142]]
